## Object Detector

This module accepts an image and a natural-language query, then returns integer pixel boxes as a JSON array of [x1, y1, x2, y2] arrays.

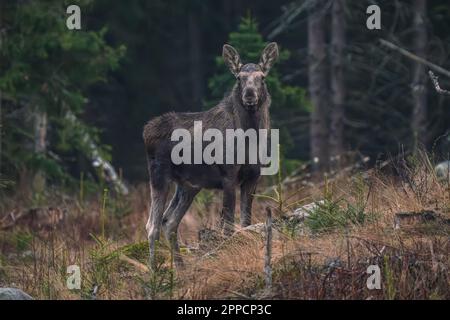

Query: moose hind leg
[[146, 160, 169, 270], [163, 185, 199, 267]]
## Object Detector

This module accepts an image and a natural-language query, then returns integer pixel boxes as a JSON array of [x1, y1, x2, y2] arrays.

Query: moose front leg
[[240, 179, 258, 227], [239, 165, 260, 227], [220, 179, 236, 236]]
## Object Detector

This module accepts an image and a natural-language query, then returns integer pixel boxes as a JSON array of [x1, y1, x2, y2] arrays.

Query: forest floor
[[0, 155, 449, 299]]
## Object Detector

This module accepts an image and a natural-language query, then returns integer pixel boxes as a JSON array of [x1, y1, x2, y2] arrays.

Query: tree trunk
[[330, 0, 346, 164], [32, 108, 47, 192], [0, 9, 3, 178], [411, 0, 428, 152], [308, 1, 329, 172], [0, 89, 2, 179], [188, 10, 204, 111], [0, 90, 2, 180]]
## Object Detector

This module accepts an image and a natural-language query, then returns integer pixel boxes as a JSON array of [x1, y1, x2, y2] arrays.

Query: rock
[[324, 257, 343, 270], [291, 200, 325, 220], [435, 161, 450, 180], [241, 223, 265, 233], [0, 288, 33, 300]]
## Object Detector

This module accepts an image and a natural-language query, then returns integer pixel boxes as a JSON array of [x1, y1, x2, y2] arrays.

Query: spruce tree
[[208, 16, 310, 169]]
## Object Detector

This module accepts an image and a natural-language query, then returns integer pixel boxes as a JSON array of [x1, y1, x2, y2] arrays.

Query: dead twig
[[264, 207, 273, 293], [226, 289, 252, 299], [428, 71, 450, 96]]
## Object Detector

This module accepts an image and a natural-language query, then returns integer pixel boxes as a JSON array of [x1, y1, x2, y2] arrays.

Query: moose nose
[[243, 90, 258, 105]]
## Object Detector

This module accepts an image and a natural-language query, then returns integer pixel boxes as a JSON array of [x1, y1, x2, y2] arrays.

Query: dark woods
[[1, 0, 450, 301], [1, 0, 450, 187]]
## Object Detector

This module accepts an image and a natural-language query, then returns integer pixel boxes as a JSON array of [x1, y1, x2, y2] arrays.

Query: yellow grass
[[0, 155, 449, 299]]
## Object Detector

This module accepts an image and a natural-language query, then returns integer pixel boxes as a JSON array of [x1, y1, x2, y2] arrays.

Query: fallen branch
[[428, 71, 450, 96], [119, 254, 150, 273], [379, 39, 450, 78], [0, 207, 65, 230]]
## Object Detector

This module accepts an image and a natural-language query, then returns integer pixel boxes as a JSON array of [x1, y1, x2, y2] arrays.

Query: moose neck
[[230, 84, 270, 131]]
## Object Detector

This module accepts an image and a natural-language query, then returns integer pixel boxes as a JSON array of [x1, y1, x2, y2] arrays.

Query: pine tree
[[0, 0, 125, 192], [207, 16, 310, 164]]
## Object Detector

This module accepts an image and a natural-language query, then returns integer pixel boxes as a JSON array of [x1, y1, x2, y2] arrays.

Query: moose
[[143, 42, 279, 267]]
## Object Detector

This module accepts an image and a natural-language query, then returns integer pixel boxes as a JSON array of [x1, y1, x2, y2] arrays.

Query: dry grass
[[0, 154, 449, 299]]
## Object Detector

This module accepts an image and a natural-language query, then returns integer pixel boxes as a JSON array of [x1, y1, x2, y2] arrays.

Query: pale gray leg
[[162, 185, 199, 267], [146, 183, 169, 270], [146, 157, 170, 271]]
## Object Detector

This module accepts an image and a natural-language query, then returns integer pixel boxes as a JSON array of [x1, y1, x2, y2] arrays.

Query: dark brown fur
[[143, 43, 279, 268]]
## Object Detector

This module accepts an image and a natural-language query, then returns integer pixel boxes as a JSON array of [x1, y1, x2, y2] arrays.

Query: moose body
[[143, 43, 279, 267]]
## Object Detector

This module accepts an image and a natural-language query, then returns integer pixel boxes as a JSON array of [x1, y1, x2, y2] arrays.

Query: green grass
[[305, 176, 374, 233]]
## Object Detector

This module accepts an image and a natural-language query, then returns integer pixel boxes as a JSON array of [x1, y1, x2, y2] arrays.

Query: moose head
[[223, 42, 279, 112]]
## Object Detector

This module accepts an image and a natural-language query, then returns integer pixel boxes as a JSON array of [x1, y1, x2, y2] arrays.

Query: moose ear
[[223, 44, 242, 77], [259, 42, 279, 75]]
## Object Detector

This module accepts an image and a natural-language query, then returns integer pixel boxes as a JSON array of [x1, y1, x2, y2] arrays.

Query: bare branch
[[264, 207, 273, 294], [379, 39, 450, 78], [428, 71, 450, 96]]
